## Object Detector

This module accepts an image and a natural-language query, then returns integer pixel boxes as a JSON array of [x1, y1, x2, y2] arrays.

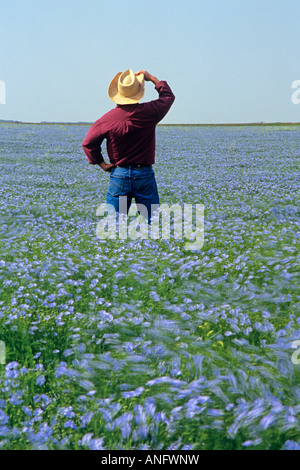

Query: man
[[82, 69, 175, 223]]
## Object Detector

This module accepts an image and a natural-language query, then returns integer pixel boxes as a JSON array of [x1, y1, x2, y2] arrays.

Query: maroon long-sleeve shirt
[[82, 80, 175, 166]]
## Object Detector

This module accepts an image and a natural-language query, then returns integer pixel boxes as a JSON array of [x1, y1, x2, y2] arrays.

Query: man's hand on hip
[[99, 162, 115, 172]]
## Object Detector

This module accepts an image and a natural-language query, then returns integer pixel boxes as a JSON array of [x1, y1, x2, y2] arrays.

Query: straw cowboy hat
[[108, 69, 145, 105]]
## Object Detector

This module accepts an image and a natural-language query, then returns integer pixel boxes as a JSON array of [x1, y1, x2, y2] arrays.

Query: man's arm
[[82, 121, 114, 172], [135, 70, 175, 123]]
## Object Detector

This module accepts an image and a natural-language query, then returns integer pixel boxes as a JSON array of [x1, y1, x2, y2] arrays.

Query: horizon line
[[1, 119, 300, 127]]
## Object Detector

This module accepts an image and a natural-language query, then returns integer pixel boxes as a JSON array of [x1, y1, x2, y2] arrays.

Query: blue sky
[[0, 0, 300, 124]]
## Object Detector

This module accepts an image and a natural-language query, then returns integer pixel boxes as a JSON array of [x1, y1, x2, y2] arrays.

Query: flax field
[[0, 122, 299, 450]]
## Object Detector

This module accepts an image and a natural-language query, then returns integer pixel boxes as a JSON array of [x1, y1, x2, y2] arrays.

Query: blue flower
[[0, 410, 9, 425], [36, 375, 46, 387], [89, 437, 105, 450], [64, 420, 77, 430]]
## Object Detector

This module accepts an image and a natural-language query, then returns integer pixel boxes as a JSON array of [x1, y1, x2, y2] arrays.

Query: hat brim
[[108, 72, 145, 105]]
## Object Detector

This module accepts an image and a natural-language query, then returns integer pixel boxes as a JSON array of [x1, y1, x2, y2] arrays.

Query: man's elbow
[[82, 138, 89, 151], [167, 94, 175, 111], [82, 139, 92, 156], [82, 141, 92, 162], [167, 94, 175, 108]]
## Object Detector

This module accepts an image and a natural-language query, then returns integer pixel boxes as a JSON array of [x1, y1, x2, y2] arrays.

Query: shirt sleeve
[[144, 80, 175, 123], [82, 119, 107, 165]]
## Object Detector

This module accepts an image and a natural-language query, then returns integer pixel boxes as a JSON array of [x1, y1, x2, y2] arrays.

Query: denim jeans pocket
[[108, 175, 126, 197]]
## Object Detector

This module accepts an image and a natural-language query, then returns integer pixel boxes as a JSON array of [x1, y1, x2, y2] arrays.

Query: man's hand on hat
[[135, 70, 159, 86]]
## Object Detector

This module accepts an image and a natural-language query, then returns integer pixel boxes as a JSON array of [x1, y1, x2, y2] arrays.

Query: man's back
[[81, 69, 175, 224], [82, 80, 175, 167]]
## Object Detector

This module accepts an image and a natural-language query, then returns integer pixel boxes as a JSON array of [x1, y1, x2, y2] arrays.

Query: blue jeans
[[106, 165, 159, 223]]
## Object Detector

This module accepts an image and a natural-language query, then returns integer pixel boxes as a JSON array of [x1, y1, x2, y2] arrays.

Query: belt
[[116, 164, 151, 168]]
